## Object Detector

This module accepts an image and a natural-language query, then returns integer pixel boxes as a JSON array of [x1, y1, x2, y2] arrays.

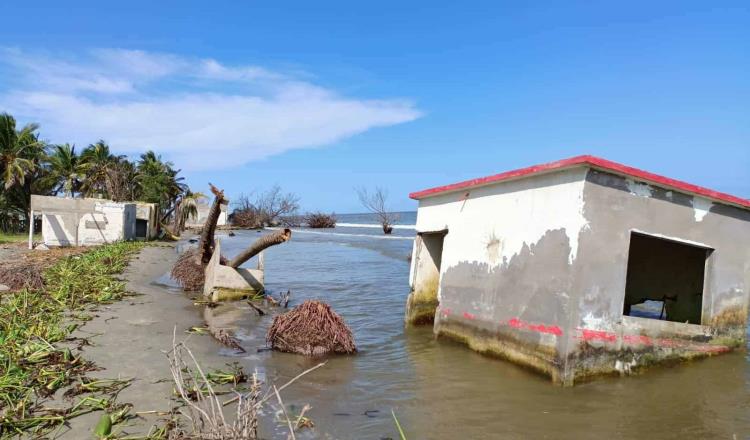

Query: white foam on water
[[336, 223, 416, 230], [267, 227, 413, 240]]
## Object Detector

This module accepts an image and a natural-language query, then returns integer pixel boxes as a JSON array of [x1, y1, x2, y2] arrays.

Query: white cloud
[[0, 48, 421, 170]]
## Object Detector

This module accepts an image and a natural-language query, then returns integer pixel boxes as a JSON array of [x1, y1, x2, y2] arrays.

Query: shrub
[[304, 212, 336, 228]]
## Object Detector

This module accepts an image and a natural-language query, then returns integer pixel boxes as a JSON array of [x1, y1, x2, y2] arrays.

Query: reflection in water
[[185, 220, 749, 439]]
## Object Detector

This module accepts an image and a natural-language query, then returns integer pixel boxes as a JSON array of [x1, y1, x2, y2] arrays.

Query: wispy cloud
[[0, 48, 421, 170]]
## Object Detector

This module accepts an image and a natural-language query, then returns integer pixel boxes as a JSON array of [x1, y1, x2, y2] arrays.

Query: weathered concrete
[[405, 232, 444, 325], [135, 202, 159, 240], [185, 202, 227, 229], [203, 239, 264, 301], [31, 195, 137, 247], [408, 160, 750, 385]]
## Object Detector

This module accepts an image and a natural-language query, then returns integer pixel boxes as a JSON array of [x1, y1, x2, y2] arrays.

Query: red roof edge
[[408, 155, 750, 210]]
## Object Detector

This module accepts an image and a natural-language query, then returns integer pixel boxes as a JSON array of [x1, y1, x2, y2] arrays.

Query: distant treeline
[[0, 112, 198, 233]]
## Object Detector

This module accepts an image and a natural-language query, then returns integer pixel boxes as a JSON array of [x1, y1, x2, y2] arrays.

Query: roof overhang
[[408, 155, 750, 211]]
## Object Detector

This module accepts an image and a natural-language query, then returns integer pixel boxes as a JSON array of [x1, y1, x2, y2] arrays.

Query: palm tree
[[0, 113, 45, 190], [137, 150, 187, 221], [174, 190, 206, 232], [46, 143, 80, 197], [79, 140, 122, 198]]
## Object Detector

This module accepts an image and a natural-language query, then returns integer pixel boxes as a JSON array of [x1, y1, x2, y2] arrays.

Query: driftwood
[[267, 300, 356, 356], [227, 229, 292, 269], [197, 183, 228, 265]]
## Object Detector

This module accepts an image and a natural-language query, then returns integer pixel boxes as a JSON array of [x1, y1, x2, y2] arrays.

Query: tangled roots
[[267, 300, 356, 356]]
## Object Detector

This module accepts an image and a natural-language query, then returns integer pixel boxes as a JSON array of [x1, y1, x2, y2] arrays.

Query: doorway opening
[[623, 232, 711, 324], [406, 231, 446, 325], [135, 219, 148, 240]]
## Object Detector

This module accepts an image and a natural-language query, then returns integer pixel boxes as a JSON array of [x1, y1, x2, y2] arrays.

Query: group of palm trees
[[0, 112, 202, 234]]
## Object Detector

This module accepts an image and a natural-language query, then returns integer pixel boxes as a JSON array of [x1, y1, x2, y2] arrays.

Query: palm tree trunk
[[227, 229, 291, 269], [197, 184, 227, 264]]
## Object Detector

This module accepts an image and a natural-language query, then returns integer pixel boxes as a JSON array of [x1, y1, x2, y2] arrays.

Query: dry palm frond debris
[[167, 334, 324, 439], [170, 248, 206, 291], [267, 300, 356, 356], [0, 263, 45, 291]]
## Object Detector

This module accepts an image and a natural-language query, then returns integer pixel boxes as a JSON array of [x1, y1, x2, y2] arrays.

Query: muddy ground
[[49, 243, 233, 439]]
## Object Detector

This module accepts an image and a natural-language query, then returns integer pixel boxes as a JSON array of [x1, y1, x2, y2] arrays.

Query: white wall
[[39, 198, 136, 247], [411, 167, 589, 297]]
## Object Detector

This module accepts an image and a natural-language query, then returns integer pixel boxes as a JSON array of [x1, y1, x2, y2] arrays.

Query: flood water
[[179, 213, 750, 439]]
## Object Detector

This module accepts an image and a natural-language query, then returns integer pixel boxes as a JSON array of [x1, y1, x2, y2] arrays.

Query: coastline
[[51, 242, 231, 439]]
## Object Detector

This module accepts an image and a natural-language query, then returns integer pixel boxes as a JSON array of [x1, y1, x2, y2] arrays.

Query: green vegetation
[[0, 232, 38, 244], [0, 112, 197, 235], [0, 241, 144, 438]]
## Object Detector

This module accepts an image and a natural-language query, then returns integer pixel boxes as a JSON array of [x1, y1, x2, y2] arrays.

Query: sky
[[1, 1, 747, 213]]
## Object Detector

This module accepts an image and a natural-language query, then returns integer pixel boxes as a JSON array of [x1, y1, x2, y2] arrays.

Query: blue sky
[[1, 1, 747, 212]]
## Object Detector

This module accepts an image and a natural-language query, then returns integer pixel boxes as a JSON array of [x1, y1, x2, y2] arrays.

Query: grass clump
[[0, 241, 143, 438]]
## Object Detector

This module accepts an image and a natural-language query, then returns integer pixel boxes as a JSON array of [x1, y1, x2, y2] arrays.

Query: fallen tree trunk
[[227, 229, 292, 269], [197, 183, 228, 265]]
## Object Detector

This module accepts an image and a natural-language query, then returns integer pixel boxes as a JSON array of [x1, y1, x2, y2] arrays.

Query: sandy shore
[[52, 242, 233, 439]]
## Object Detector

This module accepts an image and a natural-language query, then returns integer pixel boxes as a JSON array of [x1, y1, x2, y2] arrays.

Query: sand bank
[[53, 243, 235, 439]]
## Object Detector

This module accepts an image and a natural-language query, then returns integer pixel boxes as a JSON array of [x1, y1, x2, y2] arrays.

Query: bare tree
[[356, 186, 399, 234], [231, 185, 300, 228], [257, 185, 300, 225]]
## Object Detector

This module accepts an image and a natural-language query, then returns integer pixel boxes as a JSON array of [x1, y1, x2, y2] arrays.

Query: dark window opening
[[623, 232, 710, 324]]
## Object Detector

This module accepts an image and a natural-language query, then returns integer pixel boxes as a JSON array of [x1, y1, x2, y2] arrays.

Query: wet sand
[[53, 243, 231, 439]]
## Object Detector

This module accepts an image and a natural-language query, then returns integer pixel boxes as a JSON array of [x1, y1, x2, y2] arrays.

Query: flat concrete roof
[[409, 155, 750, 210]]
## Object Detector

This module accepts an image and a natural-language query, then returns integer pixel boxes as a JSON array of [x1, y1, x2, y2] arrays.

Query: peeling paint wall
[[566, 169, 750, 382], [413, 168, 589, 381], [409, 166, 750, 385], [406, 232, 444, 325]]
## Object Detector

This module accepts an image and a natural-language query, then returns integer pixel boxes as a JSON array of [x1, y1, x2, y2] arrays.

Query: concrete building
[[185, 201, 227, 229], [29, 196, 158, 248], [406, 155, 750, 385], [134, 203, 159, 241]]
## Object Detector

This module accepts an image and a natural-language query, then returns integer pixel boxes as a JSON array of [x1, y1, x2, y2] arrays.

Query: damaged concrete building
[[406, 155, 750, 385], [29, 195, 158, 248], [185, 200, 227, 229]]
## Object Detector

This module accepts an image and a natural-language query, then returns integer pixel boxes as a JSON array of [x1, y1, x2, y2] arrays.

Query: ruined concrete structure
[[30, 195, 158, 248], [185, 201, 227, 229], [203, 240, 264, 301], [406, 155, 750, 385]]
